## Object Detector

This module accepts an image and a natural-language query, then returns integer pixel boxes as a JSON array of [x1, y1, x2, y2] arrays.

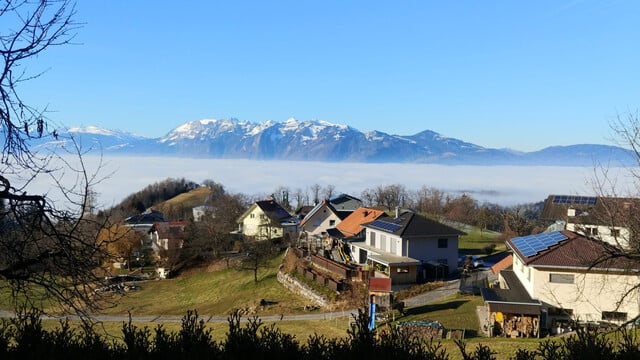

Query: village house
[[148, 221, 187, 253], [300, 193, 363, 237], [235, 198, 298, 242], [322, 207, 386, 262], [330, 207, 386, 240], [192, 205, 215, 221], [482, 230, 640, 338], [540, 194, 640, 249], [124, 208, 167, 234], [348, 209, 463, 284]]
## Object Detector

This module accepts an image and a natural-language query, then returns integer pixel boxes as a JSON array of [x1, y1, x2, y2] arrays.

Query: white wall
[[566, 222, 630, 249], [303, 206, 341, 236]]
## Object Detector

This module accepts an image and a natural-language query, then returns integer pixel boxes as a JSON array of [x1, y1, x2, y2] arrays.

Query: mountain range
[[35, 118, 634, 166]]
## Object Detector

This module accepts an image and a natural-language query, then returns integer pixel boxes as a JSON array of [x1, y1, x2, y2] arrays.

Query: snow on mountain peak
[[68, 126, 114, 136]]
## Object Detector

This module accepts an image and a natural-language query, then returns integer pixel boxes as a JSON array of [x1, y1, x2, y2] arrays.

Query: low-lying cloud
[[22, 155, 637, 209]]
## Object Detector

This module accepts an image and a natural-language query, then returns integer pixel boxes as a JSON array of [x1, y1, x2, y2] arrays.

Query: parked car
[[459, 255, 485, 270]]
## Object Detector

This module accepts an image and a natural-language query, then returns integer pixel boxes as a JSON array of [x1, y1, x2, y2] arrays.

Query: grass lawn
[[100, 252, 314, 317], [389, 293, 542, 360], [458, 227, 505, 256]]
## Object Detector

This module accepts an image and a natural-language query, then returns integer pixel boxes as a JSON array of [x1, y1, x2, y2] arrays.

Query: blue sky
[[20, 0, 640, 151]]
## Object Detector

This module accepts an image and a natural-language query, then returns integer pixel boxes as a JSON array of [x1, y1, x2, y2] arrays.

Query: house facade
[[236, 199, 298, 242], [300, 200, 352, 237], [192, 205, 215, 222], [148, 221, 187, 252], [348, 210, 462, 284], [496, 230, 640, 329]]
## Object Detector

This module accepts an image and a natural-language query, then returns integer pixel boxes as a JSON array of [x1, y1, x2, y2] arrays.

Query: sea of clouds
[[21, 155, 638, 210]]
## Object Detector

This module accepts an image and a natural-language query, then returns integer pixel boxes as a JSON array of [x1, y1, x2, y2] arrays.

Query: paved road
[[0, 281, 459, 323], [402, 279, 461, 308]]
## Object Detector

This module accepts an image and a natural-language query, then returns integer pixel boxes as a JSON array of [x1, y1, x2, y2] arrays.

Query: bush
[[3, 308, 640, 359]]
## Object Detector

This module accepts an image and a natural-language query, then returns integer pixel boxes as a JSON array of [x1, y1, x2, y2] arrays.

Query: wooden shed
[[480, 270, 542, 338]]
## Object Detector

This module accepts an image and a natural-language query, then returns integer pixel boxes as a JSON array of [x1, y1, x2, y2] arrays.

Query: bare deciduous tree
[[0, 0, 113, 317]]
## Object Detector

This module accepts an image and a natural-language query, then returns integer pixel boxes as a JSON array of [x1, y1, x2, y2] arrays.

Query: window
[[329, 219, 336, 226], [549, 273, 574, 284], [583, 227, 598, 237], [380, 235, 386, 250], [610, 228, 620, 237], [602, 311, 627, 322], [396, 267, 409, 273], [250, 213, 255, 218], [438, 238, 448, 248], [369, 232, 376, 246]]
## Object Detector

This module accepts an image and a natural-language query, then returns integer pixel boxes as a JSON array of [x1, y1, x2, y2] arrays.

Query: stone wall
[[277, 270, 328, 307]]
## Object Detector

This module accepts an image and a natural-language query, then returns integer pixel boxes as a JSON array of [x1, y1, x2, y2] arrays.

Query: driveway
[[402, 279, 461, 308]]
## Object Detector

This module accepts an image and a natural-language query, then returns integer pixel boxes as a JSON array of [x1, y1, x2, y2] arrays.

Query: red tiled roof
[[491, 254, 513, 275], [336, 207, 385, 237]]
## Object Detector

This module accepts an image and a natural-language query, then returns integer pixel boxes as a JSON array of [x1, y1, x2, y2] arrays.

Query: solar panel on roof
[[552, 195, 597, 205], [369, 220, 401, 232], [511, 231, 568, 258]]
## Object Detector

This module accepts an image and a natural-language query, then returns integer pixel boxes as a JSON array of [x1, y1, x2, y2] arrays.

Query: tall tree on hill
[[100, 224, 144, 271], [0, 0, 113, 317], [239, 240, 275, 282]]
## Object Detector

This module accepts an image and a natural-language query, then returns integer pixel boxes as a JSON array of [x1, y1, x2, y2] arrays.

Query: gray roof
[[363, 211, 465, 238], [480, 270, 541, 315]]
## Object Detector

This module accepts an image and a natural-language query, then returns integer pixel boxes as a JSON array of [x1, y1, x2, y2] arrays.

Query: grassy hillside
[[155, 186, 212, 217], [101, 252, 313, 316]]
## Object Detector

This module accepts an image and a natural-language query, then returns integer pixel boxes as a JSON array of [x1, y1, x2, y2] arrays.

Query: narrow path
[[402, 279, 461, 308]]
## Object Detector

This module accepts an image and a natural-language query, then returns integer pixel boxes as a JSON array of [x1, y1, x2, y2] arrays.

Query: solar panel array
[[369, 220, 402, 232], [552, 195, 597, 205], [511, 231, 568, 258]]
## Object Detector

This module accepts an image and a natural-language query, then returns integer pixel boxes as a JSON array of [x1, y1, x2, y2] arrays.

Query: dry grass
[[99, 252, 314, 317], [156, 186, 212, 215]]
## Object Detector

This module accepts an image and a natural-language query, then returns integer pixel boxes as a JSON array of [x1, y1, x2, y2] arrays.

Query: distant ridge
[[32, 118, 634, 166]]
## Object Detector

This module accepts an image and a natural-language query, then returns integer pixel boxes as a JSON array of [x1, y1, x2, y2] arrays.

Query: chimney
[[395, 206, 399, 218]]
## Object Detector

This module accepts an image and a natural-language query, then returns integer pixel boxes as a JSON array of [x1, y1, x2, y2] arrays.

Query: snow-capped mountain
[[37, 118, 635, 166]]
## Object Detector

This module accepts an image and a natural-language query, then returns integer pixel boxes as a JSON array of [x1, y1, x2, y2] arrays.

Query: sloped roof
[[125, 208, 167, 224], [481, 270, 541, 315], [363, 211, 465, 238], [540, 194, 640, 226], [238, 199, 294, 224], [255, 199, 294, 222], [336, 207, 386, 237], [300, 200, 350, 227], [491, 253, 513, 275], [294, 205, 314, 218], [507, 230, 640, 271], [328, 193, 362, 210]]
